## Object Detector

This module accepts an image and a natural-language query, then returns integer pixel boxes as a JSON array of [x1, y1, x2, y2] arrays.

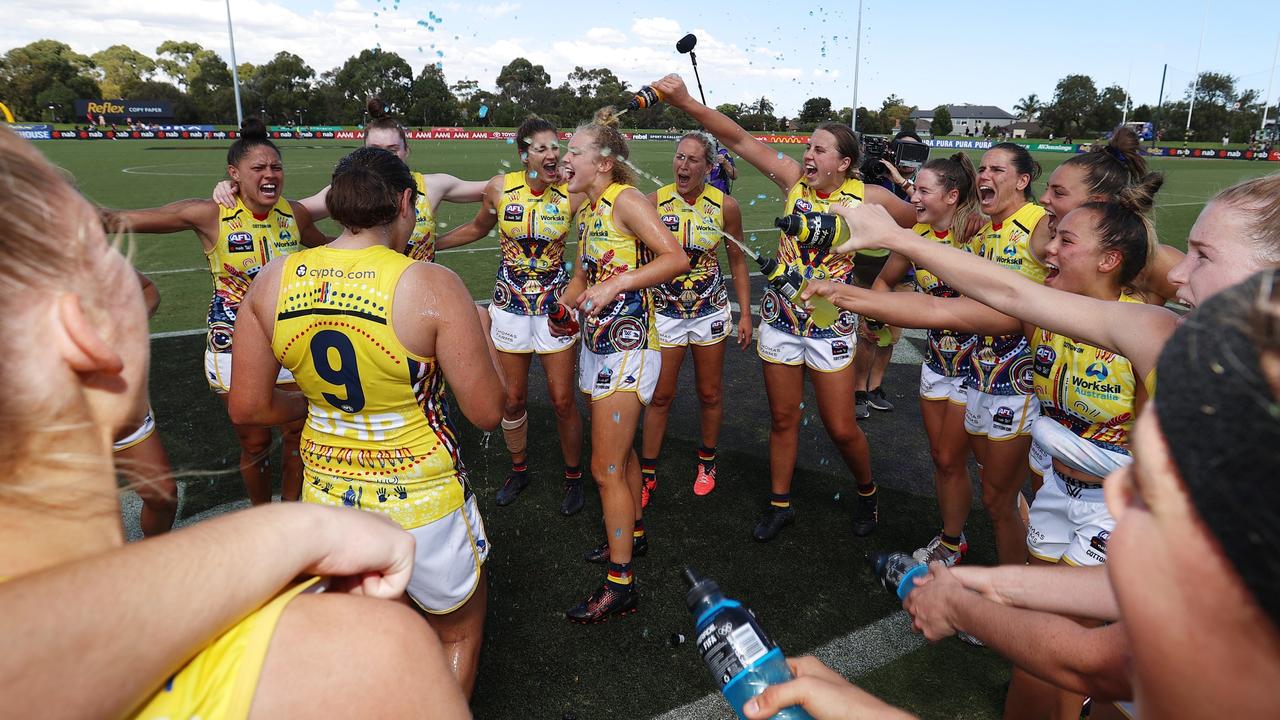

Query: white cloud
[[583, 27, 627, 45]]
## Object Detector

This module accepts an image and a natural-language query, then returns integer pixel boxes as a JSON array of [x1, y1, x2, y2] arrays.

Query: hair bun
[[240, 117, 268, 140], [592, 106, 620, 128], [367, 97, 388, 120]]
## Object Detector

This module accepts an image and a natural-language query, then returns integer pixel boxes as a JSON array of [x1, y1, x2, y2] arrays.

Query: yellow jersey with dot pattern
[[272, 245, 466, 529], [762, 178, 861, 339], [206, 196, 301, 356], [912, 223, 979, 377], [405, 171, 437, 262], [492, 171, 572, 315], [1032, 293, 1142, 455], [579, 183, 659, 355], [975, 201, 1048, 284], [654, 182, 729, 319]]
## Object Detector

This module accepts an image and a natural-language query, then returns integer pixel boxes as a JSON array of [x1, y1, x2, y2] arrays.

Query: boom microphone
[[676, 33, 708, 106]]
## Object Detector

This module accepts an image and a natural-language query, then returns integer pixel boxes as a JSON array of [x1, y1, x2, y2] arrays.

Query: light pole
[[851, 0, 863, 133], [225, 0, 244, 127]]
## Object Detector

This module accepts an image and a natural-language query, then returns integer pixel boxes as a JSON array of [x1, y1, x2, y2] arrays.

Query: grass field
[[36, 137, 1278, 719]]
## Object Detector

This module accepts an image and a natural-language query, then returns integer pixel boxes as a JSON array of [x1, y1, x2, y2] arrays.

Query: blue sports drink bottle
[[683, 567, 814, 720], [872, 552, 929, 601]]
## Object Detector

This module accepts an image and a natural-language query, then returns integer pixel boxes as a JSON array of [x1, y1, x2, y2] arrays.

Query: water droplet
[[583, 299, 594, 310], [833, 492, 841, 501], [417, 19, 428, 26], [522, 137, 532, 145], [437, 221, 447, 228], [478, 104, 489, 119], [612, 412, 620, 423], [608, 464, 616, 473], [757, 194, 767, 199], [530, 170, 538, 178], [777, 151, 785, 159], [500, 159, 511, 168], [488, 208, 497, 214], [799, 402, 805, 409], [600, 147, 612, 157], [436, 50, 444, 57], [749, 199, 756, 206], [505, 137, 515, 144], [803, 417, 809, 426]]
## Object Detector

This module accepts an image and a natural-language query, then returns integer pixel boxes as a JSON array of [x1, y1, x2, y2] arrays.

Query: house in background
[[910, 104, 1015, 136]]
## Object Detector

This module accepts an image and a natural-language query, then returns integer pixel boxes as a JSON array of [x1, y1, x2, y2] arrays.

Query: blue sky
[[5, 0, 1278, 117]]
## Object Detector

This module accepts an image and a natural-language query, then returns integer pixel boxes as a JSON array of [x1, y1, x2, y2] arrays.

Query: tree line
[[2, 39, 1275, 143]]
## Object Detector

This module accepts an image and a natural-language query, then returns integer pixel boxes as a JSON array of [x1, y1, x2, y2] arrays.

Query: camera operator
[[851, 129, 926, 417]]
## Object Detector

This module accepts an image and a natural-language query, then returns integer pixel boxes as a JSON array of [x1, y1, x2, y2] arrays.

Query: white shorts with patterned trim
[[919, 365, 967, 404], [656, 307, 731, 348], [1026, 466, 1116, 566], [578, 345, 660, 404], [113, 408, 156, 452], [1029, 440, 1052, 478], [963, 387, 1039, 440], [406, 494, 490, 613], [488, 304, 578, 354], [204, 350, 295, 394], [756, 322, 854, 372]]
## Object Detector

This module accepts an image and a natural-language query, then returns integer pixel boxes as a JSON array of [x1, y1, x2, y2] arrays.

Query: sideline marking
[[649, 610, 926, 720]]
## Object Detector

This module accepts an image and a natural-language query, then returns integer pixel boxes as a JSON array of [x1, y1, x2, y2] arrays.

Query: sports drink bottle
[[872, 552, 929, 601], [683, 567, 815, 720], [773, 212, 850, 253], [547, 302, 580, 336], [627, 85, 665, 111], [754, 254, 840, 329]]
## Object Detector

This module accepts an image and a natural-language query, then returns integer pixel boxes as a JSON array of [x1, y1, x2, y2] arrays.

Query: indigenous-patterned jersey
[[912, 223, 978, 377], [653, 183, 729, 319], [491, 171, 573, 316], [975, 202, 1048, 284], [761, 178, 861, 339], [272, 245, 467, 529], [967, 202, 1048, 395], [206, 196, 300, 356], [578, 183, 659, 355], [405, 171, 437, 262], [1032, 294, 1141, 455]]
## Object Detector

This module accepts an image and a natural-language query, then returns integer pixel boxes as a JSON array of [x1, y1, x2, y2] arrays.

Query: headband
[[1156, 270, 1280, 625]]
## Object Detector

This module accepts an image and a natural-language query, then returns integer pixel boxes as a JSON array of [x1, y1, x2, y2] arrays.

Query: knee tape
[[501, 412, 528, 455]]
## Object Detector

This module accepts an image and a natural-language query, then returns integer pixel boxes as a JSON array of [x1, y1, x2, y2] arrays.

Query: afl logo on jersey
[[227, 231, 254, 253], [1034, 344, 1056, 377], [794, 199, 812, 213], [661, 213, 680, 232], [504, 203, 524, 222]]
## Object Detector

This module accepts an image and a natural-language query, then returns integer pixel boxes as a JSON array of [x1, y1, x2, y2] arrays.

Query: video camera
[[860, 135, 930, 183]]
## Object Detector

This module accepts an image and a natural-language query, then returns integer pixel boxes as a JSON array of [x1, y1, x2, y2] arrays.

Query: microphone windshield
[[677, 33, 697, 53]]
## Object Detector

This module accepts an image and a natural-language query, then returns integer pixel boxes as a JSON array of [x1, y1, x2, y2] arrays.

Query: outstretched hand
[[213, 180, 239, 209], [742, 656, 916, 720], [828, 203, 904, 255]]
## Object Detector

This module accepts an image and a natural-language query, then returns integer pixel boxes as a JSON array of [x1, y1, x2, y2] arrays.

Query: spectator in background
[[708, 145, 738, 195]]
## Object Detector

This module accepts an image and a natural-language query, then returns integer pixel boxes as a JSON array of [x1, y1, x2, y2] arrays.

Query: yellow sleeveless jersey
[[493, 171, 573, 315], [654, 183, 729, 319], [579, 183, 659, 354], [1031, 293, 1142, 455], [912, 223, 979, 377], [207, 196, 300, 355], [976, 201, 1048, 283], [763, 178, 861, 339], [129, 578, 320, 720], [272, 245, 466, 529], [405, 171, 437, 262]]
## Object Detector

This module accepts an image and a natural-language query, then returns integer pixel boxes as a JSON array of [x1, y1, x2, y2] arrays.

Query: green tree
[[332, 50, 414, 121], [566, 66, 626, 122], [91, 45, 156, 98], [1041, 74, 1098, 136], [407, 64, 459, 126], [1014, 93, 1041, 121], [0, 39, 100, 120], [154, 41, 204, 89], [798, 97, 834, 128], [1091, 85, 1127, 133], [715, 103, 744, 124], [494, 58, 552, 124], [252, 52, 315, 123], [930, 106, 953, 136]]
